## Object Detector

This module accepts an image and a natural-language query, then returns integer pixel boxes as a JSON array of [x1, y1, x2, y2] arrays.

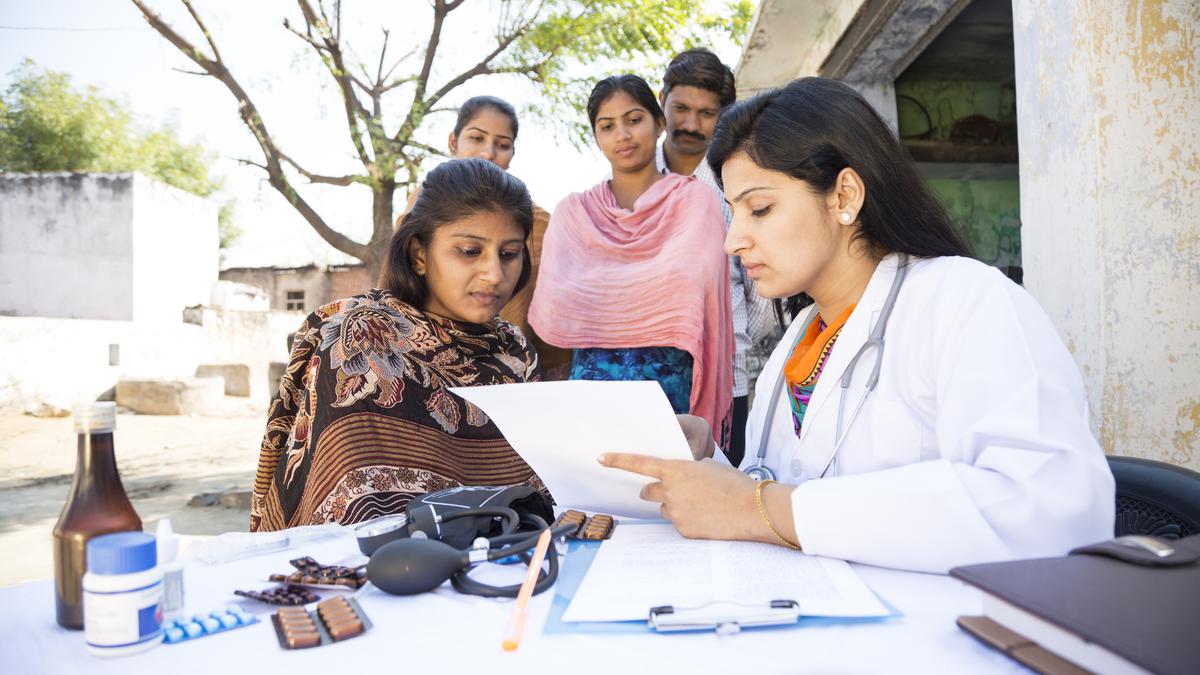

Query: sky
[[0, 1, 746, 269]]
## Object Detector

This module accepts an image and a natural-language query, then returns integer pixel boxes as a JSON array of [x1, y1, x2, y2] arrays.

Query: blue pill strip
[[163, 607, 260, 644]]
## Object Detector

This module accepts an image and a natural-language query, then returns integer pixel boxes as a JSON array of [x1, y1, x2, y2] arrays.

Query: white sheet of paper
[[448, 380, 693, 518], [561, 523, 890, 622]]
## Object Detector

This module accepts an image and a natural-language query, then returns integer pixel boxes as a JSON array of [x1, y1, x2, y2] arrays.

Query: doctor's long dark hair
[[707, 77, 971, 321]]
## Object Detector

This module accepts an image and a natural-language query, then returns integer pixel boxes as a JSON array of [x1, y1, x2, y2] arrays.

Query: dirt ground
[[0, 397, 269, 587]]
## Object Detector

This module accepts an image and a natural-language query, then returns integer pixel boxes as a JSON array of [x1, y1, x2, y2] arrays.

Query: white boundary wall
[[0, 173, 217, 322]]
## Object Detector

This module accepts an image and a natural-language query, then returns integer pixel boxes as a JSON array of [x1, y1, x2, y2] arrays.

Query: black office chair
[[1108, 456, 1200, 539]]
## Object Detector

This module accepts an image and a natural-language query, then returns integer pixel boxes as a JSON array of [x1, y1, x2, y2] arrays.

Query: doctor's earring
[[839, 212, 853, 224]]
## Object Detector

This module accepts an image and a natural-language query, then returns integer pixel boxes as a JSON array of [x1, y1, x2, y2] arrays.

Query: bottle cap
[[156, 518, 180, 564], [73, 402, 117, 433], [87, 532, 157, 575]]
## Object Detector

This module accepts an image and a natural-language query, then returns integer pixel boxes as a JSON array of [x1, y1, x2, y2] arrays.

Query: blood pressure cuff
[[405, 485, 554, 549]]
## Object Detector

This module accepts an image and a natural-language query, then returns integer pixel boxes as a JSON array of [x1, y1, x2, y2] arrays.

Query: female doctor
[[599, 77, 1115, 573]]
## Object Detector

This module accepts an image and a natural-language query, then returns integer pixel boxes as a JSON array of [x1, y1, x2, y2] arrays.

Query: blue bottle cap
[[87, 532, 157, 575]]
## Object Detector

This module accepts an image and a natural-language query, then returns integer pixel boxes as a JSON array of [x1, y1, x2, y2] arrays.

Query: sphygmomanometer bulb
[[367, 537, 468, 595]]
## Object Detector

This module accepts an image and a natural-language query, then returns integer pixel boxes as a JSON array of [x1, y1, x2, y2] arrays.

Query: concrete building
[[0, 173, 218, 322], [219, 263, 371, 314], [736, 0, 1199, 469], [0, 172, 301, 410]]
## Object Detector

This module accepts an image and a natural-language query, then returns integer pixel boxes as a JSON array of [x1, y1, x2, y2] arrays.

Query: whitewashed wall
[[1014, 0, 1200, 469], [0, 174, 136, 320], [0, 308, 302, 412], [131, 174, 219, 322], [0, 173, 216, 322]]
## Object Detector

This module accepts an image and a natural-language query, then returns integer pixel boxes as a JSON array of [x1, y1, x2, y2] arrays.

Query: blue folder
[[542, 523, 901, 635]]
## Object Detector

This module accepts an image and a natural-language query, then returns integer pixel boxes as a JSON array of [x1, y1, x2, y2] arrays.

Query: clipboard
[[649, 600, 801, 634], [542, 523, 901, 636]]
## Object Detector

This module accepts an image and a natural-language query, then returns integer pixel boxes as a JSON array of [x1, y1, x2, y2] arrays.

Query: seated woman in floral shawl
[[251, 158, 543, 531]]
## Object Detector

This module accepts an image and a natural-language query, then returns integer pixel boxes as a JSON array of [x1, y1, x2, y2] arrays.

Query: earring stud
[[840, 212, 852, 224]]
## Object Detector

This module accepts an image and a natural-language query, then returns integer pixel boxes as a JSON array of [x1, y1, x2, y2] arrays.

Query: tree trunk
[[364, 181, 397, 287]]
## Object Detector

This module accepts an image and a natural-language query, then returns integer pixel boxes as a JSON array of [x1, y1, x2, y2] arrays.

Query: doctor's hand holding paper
[[601, 78, 1115, 574]]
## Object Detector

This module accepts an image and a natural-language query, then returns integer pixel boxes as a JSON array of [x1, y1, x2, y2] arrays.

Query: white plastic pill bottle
[[82, 532, 164, 657]]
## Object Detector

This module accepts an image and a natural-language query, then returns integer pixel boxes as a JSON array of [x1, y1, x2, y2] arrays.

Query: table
[[0, 527, 1026, 674]]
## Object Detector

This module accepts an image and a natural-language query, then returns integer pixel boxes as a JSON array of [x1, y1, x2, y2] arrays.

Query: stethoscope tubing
[[744, 255, 909, 483]]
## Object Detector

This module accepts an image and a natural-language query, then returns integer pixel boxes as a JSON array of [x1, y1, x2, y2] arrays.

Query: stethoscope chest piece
[[744, 462, 776, 483]]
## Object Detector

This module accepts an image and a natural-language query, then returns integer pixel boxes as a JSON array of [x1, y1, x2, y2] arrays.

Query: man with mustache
[[656, 48, 778, 466]]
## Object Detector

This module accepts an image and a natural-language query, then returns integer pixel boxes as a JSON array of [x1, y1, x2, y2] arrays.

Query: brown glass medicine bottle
[[52, 402, 142, 629]]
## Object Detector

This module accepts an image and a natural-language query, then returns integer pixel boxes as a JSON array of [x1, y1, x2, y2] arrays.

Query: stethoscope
[[744, 254, 909, 483]]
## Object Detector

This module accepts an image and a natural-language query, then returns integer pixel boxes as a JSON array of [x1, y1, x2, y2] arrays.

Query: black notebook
[[950, 535, 1200, 675]]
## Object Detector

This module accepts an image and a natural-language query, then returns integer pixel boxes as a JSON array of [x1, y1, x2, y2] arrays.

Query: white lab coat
[[742, 254, 1114, 573]]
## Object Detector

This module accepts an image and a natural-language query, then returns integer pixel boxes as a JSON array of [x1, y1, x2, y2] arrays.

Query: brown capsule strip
[[322, 605, 361, 625], [327, 619, 364, 641], [285, 630, 321, 649]]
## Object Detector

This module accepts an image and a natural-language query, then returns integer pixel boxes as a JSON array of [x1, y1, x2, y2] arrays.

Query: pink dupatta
[[529, 173, 733, 439]]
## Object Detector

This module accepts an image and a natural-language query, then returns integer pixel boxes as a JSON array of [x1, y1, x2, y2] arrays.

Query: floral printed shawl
[[251, 289, 542, 532]]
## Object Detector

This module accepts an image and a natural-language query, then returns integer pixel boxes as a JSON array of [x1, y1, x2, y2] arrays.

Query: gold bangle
[[755, 479, 801, 550]]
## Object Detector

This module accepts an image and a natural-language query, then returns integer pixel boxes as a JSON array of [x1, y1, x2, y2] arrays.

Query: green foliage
[[217, 199, 241, 251], [507, 0, 753, 144], [0, 59, 238, 247]]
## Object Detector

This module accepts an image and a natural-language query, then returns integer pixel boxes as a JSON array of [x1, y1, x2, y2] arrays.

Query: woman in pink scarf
[[529, 75, 734, 445]]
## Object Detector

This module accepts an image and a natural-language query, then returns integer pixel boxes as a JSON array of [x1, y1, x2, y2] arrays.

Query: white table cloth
[[0, 528, 1026, 674]]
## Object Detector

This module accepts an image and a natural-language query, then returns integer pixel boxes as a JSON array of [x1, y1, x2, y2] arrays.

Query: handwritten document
[[562, 523, 890, 622], [448, 381, 693, 518]]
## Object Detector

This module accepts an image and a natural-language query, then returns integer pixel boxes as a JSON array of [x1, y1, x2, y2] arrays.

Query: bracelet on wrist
[[754, 479, 801, 551]]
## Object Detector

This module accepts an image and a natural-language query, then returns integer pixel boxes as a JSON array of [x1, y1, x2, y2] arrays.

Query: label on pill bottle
[[161, 568, 184, 621], [84, 581, 164, 649]]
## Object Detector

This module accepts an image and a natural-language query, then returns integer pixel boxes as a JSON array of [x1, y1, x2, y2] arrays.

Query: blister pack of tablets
[[163, 607, 260, 644], [271, 596, 372, 650], [554, 510, 617, 540]]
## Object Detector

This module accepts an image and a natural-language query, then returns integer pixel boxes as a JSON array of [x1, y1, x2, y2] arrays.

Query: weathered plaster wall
[[897, 79, 1022, 270], [0, 174, 136, 320], [220, 266, 328, 313], [0, 173, 217, 322], [0, 308, 301, 412], [219, 264, 369, 313], [736, 0, 866, 96], [843, 0, 969, 82], [1014, 0, 1200, 468], [927, 179, 1022, 269], [895, 79, 1017, 142]]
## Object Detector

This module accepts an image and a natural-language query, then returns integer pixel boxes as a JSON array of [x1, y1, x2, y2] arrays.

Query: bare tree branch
[[393, 5, 534, 147], [170, 67, 208, 76], [424, 25, 529, 111], [130, 0, 370, 261], [295, 0, 374, 170], [375, 28, 389, 86], [381, 41, 422, 85], [181, 0, 222, 63], [378, 74, 418, 94], [396, 0, 451, 144], [236, 158, 268, 171], [276, 149, 366, 186], [404, 140, 447, 157], [281, 19, 326, 51]]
